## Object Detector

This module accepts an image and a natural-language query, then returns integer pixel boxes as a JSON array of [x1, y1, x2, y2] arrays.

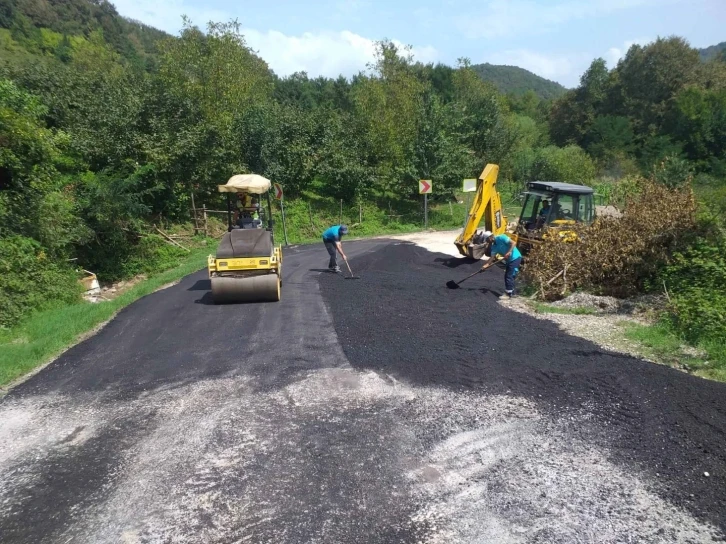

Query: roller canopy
[[218, 174, 272, 194]]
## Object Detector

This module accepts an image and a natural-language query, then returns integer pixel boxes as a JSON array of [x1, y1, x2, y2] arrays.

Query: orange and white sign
[[273, 182, 283, 200]]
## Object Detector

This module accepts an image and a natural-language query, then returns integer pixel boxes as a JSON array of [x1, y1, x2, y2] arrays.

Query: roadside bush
[[117, 235, 188, 279], [79, 232, 188, 282], [660, 236, 726, 344], [523, 176, 697, 299], [0, 235, 81, 328]]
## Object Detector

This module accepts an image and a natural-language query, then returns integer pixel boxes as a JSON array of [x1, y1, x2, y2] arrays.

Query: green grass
[[0, 244, 213, 389], [531, 302, 597, 315], [269, 195, 471, 246], [623, 322, 726, 382]]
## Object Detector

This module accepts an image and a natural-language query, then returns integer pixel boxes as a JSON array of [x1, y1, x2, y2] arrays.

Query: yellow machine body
[[454, 164, 508, 259]]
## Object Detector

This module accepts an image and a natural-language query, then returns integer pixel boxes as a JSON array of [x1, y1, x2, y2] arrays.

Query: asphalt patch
[[319, 242, 726, 535]]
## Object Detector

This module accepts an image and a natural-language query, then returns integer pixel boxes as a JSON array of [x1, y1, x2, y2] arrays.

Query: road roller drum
[[210, 273, 280, 303]]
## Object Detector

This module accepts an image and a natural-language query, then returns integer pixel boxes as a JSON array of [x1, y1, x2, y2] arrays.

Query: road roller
[[207, 174, 282, 303]]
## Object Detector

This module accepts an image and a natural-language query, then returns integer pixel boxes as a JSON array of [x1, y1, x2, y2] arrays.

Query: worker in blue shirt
[[322, 224, 349, 272], [481, 231, 522, 297]]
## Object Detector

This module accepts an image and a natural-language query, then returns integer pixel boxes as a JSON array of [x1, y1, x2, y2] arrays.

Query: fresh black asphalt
[[320, 242, 726, 535], [1, 238, 725, 542]]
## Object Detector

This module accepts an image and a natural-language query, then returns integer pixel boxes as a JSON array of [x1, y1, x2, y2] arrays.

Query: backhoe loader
[[454, 164, 507, 259], [454, 165, 596, 258]]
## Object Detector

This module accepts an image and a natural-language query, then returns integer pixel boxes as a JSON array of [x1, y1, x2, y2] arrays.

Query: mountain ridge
[[470, 62, 568, 99]]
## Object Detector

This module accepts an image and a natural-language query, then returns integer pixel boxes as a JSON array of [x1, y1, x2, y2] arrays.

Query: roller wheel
[[211, 274, 281, 304]]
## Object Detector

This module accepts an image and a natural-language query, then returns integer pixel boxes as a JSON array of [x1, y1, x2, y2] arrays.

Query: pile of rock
[[549, 292, 666, 315]]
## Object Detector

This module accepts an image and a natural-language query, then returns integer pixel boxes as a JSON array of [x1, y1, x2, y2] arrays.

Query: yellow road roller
[[207, 174, 282, 303]]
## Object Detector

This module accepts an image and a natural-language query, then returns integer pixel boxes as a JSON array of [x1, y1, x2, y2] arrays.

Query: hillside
[[699, 41, 726, 62], [0, 0, 169, 69], [471, 62, 568, 99]]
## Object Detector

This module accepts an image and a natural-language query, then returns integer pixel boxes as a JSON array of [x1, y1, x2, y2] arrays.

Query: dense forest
[[470, 63, 566, 100], [699, 41, 726, 62], [1, 0, 725, 364]]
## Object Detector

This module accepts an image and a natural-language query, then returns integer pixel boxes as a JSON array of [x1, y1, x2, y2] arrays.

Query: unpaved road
[[1, 238, 725, 543]]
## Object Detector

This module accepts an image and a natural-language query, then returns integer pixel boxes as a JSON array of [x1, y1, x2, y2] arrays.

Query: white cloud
[[244, 29, 438, 78], [245, 30, 438, 78], [112, 0, 226, 34], [606, 38, 652, 68], [112, 0, 437, 79], [456, 0, 678, 39]]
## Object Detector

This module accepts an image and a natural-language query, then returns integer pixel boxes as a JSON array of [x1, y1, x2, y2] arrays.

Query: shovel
[[343, 258, 360, 280], [446, 258, 500, 289]]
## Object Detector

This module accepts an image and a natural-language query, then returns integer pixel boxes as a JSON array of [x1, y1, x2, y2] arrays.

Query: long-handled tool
[[446, 258, 500, 289], [343, 257, 360, 280]]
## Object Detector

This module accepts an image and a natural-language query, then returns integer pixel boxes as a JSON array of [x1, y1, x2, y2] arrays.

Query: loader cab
[[518, 182, 595, 229], [515, 181, 595, 255]]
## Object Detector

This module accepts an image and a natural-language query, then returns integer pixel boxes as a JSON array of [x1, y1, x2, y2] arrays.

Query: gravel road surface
[[1, 238, 725, 543]]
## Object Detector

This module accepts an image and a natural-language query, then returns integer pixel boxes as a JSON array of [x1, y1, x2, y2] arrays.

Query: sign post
[[273, 183, 288, 246], [419, 179, 432, 229], [462, 178, 477, 228]]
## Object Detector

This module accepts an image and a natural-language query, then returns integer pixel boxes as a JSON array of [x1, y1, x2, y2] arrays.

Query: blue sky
[[113, 0, 725, 88]]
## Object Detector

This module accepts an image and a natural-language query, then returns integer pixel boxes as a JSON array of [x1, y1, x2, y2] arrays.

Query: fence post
[[339, 199, 343, 225], [203, 204, 208, 237], [308, 201, 316, 232], [191, 192, 199, 234], [280, 197, 289, 246], [424, 193, 428, 229]]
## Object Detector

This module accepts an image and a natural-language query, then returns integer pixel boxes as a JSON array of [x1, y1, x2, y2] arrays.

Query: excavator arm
[[454, 164, 507, 259]]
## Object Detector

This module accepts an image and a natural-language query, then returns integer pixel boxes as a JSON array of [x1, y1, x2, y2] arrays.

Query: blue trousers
[[505, 257, 522, 293]]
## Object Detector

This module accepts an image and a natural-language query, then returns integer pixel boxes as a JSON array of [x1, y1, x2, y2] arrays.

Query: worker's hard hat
[[482, 230, 493, 238], [339, 225, 349, 235]]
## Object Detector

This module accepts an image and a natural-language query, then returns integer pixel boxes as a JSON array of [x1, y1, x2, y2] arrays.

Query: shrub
[[0, 235, 81, 327], [660, 236, 726, 344], [523, 176, 697, 299], [118, 235, 187, 278]]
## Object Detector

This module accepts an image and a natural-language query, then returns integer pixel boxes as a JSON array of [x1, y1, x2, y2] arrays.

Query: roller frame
[[208, 246, 282, 304]]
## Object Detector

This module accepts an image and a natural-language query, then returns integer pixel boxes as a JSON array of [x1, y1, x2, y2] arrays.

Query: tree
[[157, 18, 273, 125], [549, 58, 610, 147], [351, 40, 426, 195], [666, 86, 726, 171], [586, 115, 634, 161], [452, 58, 508, 166], [613, 37, 700, 136]]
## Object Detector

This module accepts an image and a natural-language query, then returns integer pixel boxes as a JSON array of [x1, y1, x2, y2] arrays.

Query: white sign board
[[463, 179, 477, 192]]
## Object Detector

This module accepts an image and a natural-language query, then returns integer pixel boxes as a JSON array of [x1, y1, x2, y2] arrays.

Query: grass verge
[[623, 322, 726, 382], [0, 244, 213, 389]]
